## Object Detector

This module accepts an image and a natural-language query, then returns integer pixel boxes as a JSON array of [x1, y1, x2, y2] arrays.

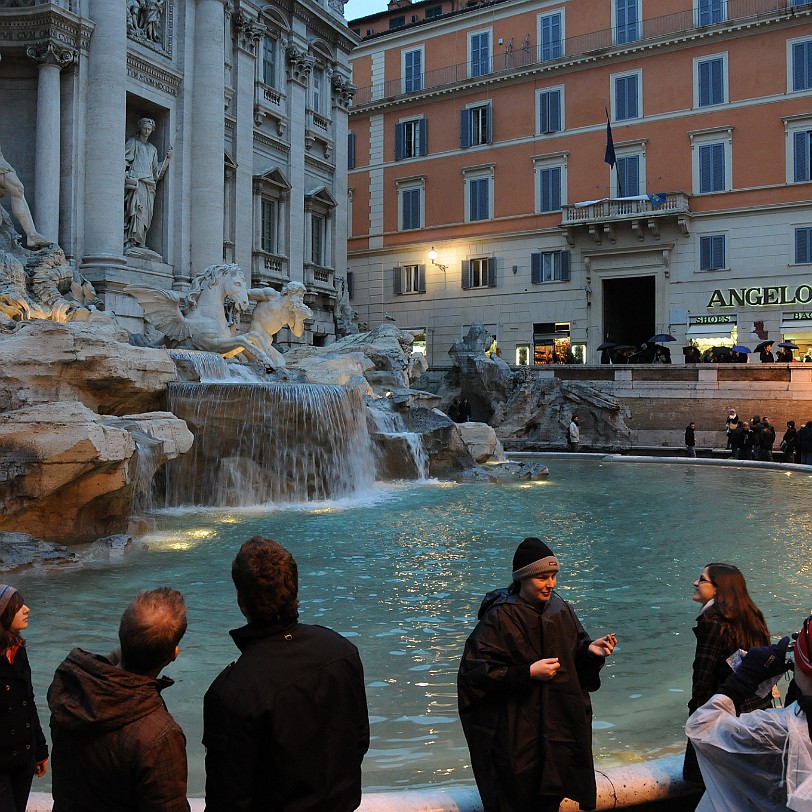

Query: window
[[796, 228, 812, 263], [393, 264, 426, 294], [395, 118, 427, 160], [615, 0, 640, 44], [389, 15, 405, 28], [460, 103, 491, 147], [697, 56, 725, 106], [538, 88, 563, 134], [792, 40, 812, 92], [700, 235, 726, 270], [467, 176, 490, 221], [699, 142, 726, 192], [616, 154, 640, 196], [614, 72, 640, 120], [311, 68, 323, 113], [400, 186, 422, 231], [348, 132, 356, 170], [403, 47, 423, 93], [260, 199, 277, 253], [425, 5, 442, 18], [539, 12, 563, 61], [538, 166, 561, 212], [311, 214, 325, 265], [469, 30, 491, 78], [262, 36, 277, 87], [462, 257, 496, 289], [696, 0, 726, 26], [531, 250, 571, 282]]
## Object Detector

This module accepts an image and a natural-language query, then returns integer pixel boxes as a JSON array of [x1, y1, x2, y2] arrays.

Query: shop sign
[[707, 285, 812, 308], [690, 314, 736, 325], [785, 311, 812, 321]]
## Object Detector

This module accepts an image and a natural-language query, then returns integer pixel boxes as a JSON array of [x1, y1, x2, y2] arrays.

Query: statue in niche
[[124, 117, 171, 250], [0, 146, 50, 250], [244, 282, 314, 368]]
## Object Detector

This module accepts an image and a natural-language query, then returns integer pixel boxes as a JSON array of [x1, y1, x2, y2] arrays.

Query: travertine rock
[[0, 319, 177, 415], [0, 402, 192, 543], [455, 421, 507, 463]]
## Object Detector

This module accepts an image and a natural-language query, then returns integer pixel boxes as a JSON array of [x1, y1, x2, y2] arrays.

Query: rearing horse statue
[[125, 263, 279, 370]]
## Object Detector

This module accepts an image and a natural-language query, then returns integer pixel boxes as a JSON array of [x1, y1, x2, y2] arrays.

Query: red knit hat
[[795, 617, 812, 678]]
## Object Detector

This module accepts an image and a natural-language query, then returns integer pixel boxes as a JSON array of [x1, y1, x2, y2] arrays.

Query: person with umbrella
[[756, 341, 774, 362], [777, 341, 799, 362]]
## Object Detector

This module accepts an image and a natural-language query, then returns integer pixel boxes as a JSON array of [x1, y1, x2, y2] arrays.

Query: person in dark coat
[[758, 344, 775, 362], [204, 536, 369, 812], [0, 585, 48, 812], [457, 537, 617, 812], [739, 421, 754, 460], [781, 420, 798, 463], [728, 420, 745, 459], [685, 422, 697, 458], [796, 420, 812, 465], [48, 588, 190, 812], [760, 417, 776, 462], [749, 416, 763, 460]]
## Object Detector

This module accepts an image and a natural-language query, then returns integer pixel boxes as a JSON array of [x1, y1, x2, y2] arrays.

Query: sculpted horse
[[125, 263, 278, 369], [242, 281, 313, 369]]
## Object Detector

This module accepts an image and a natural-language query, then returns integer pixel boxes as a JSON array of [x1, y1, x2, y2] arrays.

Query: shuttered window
[[616, 155, 640, 197], [700, 235, 726, 270], [614, 73, 639, 120], [540, 13, 562, 61], [538, 167, 562, 213], [699, 142, 725, 193], [795, 228, 812, 264], [461, 257, 497, 289], [616, 0, 639, 44], [538, 89, 562, 134], [794, 41, 812, 91], [697, 57, 724, 106]]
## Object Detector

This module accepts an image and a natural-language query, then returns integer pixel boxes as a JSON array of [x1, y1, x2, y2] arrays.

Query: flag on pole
[[604, 118, 616, 168]]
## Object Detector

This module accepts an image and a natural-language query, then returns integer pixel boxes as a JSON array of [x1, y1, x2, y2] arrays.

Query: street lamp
[[428, 246, 447, 272]]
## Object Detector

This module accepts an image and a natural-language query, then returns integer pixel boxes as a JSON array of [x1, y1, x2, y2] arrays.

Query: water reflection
[[13, 460, 812, 795]]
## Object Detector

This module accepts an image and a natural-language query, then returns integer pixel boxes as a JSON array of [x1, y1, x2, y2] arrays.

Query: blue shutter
[[471, 32, 490, 77], [479, 178, 489, 220], [540, 167, 561, 212], [461, 260, 471, 289], [627, 75, 638, 118], [617, 0, 639, 44], [347, 131, 356, 170], [395, 123, 405, 161], [698, 60, 711, 106], [793, 42, 812, 91], [700, 236, 711, 270], [560, 250, 571, 281], [393, 267, 402, 294], [710, 59, 723, 104], [711, 143, 724, 191], [795, 131, 811, 182], [713, 236, 725, 269], [539, 90, 561, 134], [417, 264, 426, 293], [418, 118, 428, 156], [541, 13, 561, 60], [619, 155, 639, 197], [700, 143, 725, 192], [405, 49, 422, 92], [531, 253, 542, 283], [460, 109, 471, 148], [487, 257, 497, 288], [797, 228, 812, 263], [616, 76, 628, 120], [469, 178, 488, 220]]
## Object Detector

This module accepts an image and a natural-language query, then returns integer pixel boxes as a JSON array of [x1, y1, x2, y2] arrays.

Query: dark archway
[[603, 276, 656, 347]]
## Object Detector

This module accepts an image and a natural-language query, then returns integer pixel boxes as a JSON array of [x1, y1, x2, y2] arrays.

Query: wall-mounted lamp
[[428, 246, 448, 273]]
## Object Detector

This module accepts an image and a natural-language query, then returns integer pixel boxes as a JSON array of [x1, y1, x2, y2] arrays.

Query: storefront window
[[516, 345, 531, 365]]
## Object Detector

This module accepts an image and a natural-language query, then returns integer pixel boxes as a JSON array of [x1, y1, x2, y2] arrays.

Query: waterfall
[[368, 407, 429, 480], [163, 382, 376, 506], [168, 349, 263, 383], [128, 429, 165, 515]]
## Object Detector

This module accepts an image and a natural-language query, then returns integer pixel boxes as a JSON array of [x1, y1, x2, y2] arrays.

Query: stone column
[[27, 42, 75, 245], [190, 0, 226, 271], [331, 73, 355, 291], [233, 12, 262, 276], [81, 0, 127, 283]]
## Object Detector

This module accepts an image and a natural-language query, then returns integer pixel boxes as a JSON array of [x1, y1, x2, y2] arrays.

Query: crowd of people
[[1, 537, 809, 812], [723, 408, 812, 464]]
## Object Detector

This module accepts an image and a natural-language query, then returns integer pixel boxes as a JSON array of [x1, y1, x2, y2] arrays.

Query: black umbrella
[[712, 346, 734, 354], [648, 333, 676, 343], [779, 341, 800, 349], [596, 341, 618, 351], [754, 340, 774, 352]]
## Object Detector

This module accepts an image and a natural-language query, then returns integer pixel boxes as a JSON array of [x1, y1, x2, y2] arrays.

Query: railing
[[304, 263, 336, 293], [255, 81, 282, 109], [252, 251, 289, 286], [353, 0, 799, 106], [561, 192, 690, 225]]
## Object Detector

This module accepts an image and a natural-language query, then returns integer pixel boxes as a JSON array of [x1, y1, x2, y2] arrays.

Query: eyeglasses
[[698, 576, 715, 585]]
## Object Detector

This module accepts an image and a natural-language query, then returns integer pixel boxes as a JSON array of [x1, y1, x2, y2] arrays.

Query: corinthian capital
[[286, 45, 315, 85]]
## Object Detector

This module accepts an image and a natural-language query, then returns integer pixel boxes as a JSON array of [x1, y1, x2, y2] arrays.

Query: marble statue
[[127, 0, 165, 44], [244, 282, 313, 369], [125, 263, 280, 370], [124, 117, 171, 249], [0, 146, 50, 250]]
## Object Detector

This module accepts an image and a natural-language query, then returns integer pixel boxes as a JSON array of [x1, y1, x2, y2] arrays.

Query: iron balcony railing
[[352, 0, 805, 106]]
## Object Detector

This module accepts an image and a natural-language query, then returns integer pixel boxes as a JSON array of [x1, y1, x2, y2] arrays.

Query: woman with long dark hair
[[683, 563, 771, 784], [0, 585, 48, 812]]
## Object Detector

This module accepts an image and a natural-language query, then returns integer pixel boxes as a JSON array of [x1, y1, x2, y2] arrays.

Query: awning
[[781, 320, 812, 330], [686, 324, 735, 336]]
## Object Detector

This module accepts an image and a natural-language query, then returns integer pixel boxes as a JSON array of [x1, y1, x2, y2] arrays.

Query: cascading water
[[368, 406, 429, 480], [164, 381, 376, 506]]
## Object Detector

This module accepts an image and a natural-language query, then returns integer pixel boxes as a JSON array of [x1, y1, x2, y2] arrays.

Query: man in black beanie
[[457, 537, 617, 812]]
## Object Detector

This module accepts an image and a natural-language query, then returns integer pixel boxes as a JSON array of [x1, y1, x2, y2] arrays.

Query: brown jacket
[[47, 647, 190, 812]]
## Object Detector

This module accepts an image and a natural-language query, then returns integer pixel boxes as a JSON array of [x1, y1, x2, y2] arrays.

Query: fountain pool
[[14, 458, 812, 797]]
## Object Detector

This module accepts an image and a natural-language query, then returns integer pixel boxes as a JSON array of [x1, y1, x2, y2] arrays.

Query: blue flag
[[604, 119, 616, 168], [647, 193, 667, 208]]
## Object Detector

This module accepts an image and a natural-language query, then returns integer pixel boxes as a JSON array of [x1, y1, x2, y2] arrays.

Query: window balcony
[[252, 251, 289, 287], [561, 192, 691, 245], [254, 81, 287, 135], [304, 263, 337, 299], [305, 110, 335, 160]]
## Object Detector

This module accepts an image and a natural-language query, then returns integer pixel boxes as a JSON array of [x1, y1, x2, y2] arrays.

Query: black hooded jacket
[[458, 588, 603, 812], [203, 619, 369, 812]]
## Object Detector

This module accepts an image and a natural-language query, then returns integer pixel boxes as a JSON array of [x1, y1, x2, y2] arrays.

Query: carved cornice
[[26, 39, 75, 69], [126, 52, 183, 97], [255, 130, 290, 155], [233, 10, 262, 55], [331, 73, 355, 110], [0, 5, 94, 55], [285, 44, 314, 85]]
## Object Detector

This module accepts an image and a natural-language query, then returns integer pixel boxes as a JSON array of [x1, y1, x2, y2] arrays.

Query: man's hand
[[530, 657, 560, 681], [589, 633, 618, 658], [35, 758, 48, 777]]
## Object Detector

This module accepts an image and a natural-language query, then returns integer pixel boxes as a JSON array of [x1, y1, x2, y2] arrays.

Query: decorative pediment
[[305, 186, 337, 209], [254, 167, 291, 193]]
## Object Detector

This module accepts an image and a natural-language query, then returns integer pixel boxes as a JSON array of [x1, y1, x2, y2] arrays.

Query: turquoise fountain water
[[15, 459, 812, 796]]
